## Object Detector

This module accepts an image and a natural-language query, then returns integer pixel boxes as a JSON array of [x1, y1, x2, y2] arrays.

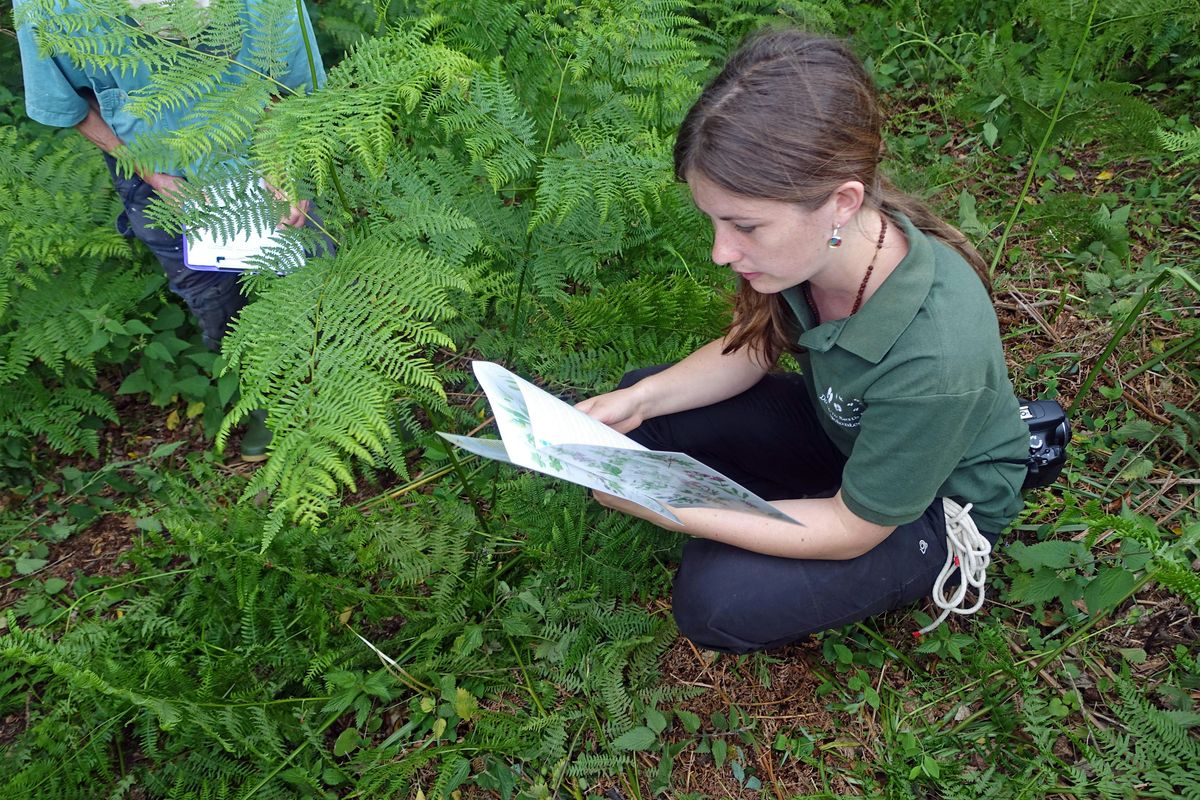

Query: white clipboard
[[182, 224, 305, 271]]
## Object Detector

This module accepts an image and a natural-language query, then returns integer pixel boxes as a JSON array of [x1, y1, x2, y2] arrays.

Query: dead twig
[[1007, 289, 1062, 343]]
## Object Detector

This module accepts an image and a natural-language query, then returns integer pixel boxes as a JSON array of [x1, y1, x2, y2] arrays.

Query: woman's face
[[687, 171, 835, 294]]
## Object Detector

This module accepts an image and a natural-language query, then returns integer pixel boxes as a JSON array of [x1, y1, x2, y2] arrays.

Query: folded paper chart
[[438, 361, 800, 526]]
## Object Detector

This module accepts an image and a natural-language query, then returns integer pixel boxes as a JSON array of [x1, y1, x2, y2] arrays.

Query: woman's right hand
[[575, 385, 650, 434], [578, 338, 769, 434]]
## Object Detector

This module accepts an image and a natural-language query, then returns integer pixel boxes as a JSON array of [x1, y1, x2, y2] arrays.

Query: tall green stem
[[1121, 330, 1200, 383], [294, 0, 319, 92], [244, 706, 340, 798], [293, 0, 353, 216], [446, 445, 493, 538], [504, 232, 535, 364], [987, 0, 1101, 282]]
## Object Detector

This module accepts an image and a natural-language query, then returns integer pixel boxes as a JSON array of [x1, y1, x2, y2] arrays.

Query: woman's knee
[[671, 592, 778, 654], [670, 540, 777, 653], [669, 536, 910, 653]]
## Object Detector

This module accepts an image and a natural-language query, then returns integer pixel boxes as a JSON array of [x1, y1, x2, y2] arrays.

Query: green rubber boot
[[240, 409, 272, 462]]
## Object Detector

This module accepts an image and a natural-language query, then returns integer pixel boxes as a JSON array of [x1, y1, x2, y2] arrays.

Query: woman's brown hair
[[674, 29, 990, 364]]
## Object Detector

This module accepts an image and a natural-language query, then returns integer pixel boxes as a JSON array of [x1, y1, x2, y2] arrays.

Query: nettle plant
[[14, 0, 839, 542]]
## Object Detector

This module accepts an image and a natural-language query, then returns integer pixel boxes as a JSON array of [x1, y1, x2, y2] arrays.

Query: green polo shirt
[[781, 215, 1028, 532]]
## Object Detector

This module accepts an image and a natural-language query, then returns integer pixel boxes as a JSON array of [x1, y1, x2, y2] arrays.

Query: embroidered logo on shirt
[[919, 539, 928, 555], [818, 387, 865, 429]]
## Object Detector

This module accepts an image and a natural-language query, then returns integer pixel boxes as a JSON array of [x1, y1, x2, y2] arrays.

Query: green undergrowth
[[2, 0, 1199, 797], [2, 455, 684, 798], [2, 454, 1196, 798]]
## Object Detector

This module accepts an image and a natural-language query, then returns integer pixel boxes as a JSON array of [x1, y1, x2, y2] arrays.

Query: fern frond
[[437, 59, 538, 189], [1158, 126, 1200, 162], [533, 132, 671, 227], [1075, 671, 1200, 799], [218, 231, 469, 534], [1154, 561, 1200, 609], [0, 129, 132, 296], [254, 21, 478, 193]]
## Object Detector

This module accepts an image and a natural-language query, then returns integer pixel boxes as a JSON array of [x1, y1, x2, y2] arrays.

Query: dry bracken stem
[[1071, 270, 1171, 415]]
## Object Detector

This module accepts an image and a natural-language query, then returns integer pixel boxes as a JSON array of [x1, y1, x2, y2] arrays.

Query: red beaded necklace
[[805, 216, 889, 324]]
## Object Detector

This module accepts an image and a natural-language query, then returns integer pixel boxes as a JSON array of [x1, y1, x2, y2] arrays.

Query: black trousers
[[618, 366, 990, 653]]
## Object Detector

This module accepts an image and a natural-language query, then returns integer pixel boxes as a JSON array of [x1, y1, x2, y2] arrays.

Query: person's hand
[[575, 385, 649, 434], [262, 179, 311, 228], [139, 171, 185, 200]]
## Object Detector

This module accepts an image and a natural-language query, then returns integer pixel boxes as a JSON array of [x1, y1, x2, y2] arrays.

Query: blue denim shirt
[[15, 0, 326, 176]]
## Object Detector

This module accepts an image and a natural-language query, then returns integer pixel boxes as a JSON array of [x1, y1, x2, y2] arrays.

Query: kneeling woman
[[577, 30, 1029, 653]]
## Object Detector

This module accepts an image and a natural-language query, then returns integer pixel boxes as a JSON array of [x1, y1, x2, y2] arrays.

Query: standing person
[[576, 30, 1029, 654], [14, 0, 326, 460]]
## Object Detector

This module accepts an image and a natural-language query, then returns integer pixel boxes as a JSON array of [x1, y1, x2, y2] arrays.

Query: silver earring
[[828, 224, 843, 248]]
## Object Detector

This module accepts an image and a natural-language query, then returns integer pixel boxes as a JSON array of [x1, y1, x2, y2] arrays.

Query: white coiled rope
[[915, 498, 992, 637]]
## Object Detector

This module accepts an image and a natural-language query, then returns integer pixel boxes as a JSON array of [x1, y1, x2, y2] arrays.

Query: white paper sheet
[[438, 361, 800, 526]]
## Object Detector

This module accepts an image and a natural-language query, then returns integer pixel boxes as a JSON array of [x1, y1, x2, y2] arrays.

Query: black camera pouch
[[1019, 400, 1071, 490]]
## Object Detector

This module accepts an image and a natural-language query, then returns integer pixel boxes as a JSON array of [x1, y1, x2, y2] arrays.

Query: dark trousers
[[105, 156, 248, 351], [104, 156, 333, 352], [618, 365, 983, 653]]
